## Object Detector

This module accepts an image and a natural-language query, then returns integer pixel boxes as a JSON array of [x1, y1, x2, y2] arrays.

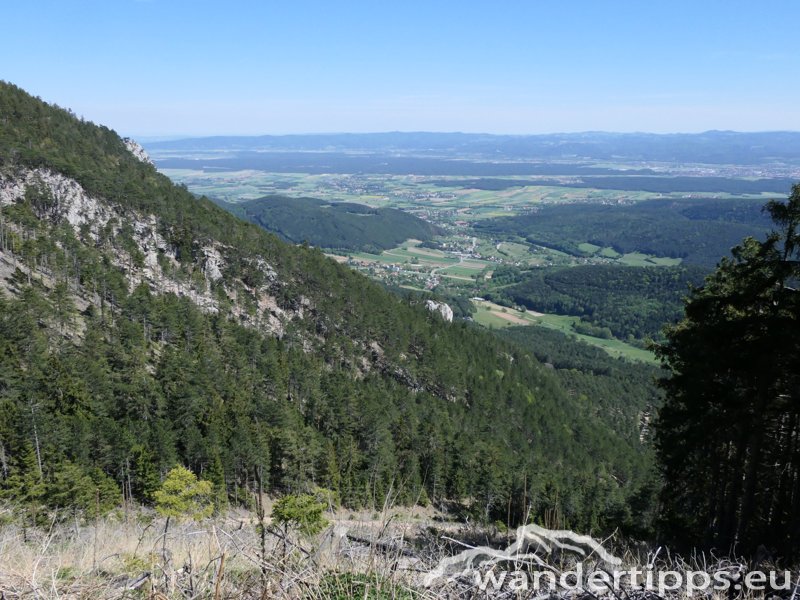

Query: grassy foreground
[[0, 503, 778, 600], [0, 504, 432, 599]]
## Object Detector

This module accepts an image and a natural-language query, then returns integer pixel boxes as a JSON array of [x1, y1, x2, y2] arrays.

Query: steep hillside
[[0, 81, 651, 530], [226, 195, 440, 253]]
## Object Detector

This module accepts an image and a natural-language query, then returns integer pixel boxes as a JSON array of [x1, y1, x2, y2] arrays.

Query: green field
[[576, 242, 680, 266], [496, 241, 539, 261], [618, 252, 683, 267], [347, 240, 494, 283], [532, 314, 658, 363], [599, 247, 621, 258], [472, 300, 656, 363], [472, 300, 540, 328], [578, 242, 602, 254], [354, 242, 455, 266], [161, 169, 671, 215]]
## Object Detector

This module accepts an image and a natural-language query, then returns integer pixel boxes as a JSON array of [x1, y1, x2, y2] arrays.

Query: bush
[[153, 466, 214, 522], [271, 493, 329, 536]]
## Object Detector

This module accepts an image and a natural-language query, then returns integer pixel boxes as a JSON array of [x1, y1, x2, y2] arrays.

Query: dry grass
[[0, 505, 439, 599], [0, 511, 256, 598], [1, 505, 793, 600]]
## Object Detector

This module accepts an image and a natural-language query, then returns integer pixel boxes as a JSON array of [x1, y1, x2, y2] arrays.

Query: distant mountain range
[[146, 131, 800, 165]]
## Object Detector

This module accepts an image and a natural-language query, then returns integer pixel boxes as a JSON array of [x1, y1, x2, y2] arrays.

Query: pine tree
[[656, 185, 800, 557], [153, 465, 214, 523], [2, 445, 47, 534]]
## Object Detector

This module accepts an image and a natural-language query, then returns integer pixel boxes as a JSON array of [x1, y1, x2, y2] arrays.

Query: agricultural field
[[161, 169, 668, 214], [472, 300, 657, 363], [577, 243, 683, 266], [343, 240, 493, 286]]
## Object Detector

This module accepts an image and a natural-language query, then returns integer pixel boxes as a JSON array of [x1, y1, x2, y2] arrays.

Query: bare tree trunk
[[254, 465, 268, 583], [30, 403, 43, 480], [162, 514, 171, 591], [0, 441, 8, 480], [737, 390, 770, 547]]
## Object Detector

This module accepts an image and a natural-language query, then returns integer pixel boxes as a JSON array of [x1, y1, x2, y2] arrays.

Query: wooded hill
[[0, 81, 653, 533], [224, 195, 440, 253], [476, 198, 773, 267], [486, 264, 707, 341]]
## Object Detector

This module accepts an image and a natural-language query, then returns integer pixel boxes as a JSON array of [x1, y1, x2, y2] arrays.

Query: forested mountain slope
[[224, 195, 440, 253], [0, 81, 650, 531]]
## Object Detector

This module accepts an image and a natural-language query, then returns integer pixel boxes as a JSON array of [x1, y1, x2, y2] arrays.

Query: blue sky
[[2, 1, 799, 136]]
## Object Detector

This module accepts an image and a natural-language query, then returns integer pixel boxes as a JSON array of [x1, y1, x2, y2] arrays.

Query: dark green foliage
[[227, 195, 440, 253], [476, 198, 772, 267], [499, 325, 661, 537], [499, 325, 662, 442], [0, 277, 653, 530], [271, 493, 329, 536], [655, 185, 800, 557], [486, 264, 706, 340]]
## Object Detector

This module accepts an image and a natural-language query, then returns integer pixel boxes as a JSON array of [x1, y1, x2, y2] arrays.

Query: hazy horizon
[[133, 129, 800, 143]]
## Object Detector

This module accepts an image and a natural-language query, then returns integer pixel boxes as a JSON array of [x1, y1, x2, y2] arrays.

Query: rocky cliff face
[[0, 167, 293, 336], [425, 299, 453, 322], [122, 137, 153, 165]]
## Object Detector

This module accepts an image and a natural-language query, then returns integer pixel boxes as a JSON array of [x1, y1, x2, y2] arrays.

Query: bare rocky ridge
[[122, 137, 153, 165], [0, 167, 290, 336], [425, 299, 454, 322]]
